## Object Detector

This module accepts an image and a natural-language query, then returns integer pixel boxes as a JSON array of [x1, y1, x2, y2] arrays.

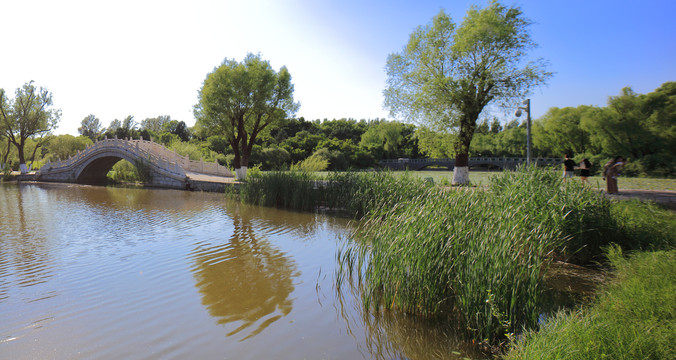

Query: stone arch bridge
[[38, 137, 233, 189], [378, 157, 563, 171]]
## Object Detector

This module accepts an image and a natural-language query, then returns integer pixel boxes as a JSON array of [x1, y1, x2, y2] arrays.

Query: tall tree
[[140, 115, 172, 133], [360, 121, 407, 159], [195, 53, 299, 179], [162, 120, 191, 142], [533, 106, 594, 157], [0, 81, 61, 173], [384, 1, 551, 183], [78, 114, 103, 141]]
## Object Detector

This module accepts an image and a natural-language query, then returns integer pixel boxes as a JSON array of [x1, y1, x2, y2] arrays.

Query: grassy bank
[[316, 170, 676, 190], [233, 167, 676, 351], [505, 248, 676, 360]]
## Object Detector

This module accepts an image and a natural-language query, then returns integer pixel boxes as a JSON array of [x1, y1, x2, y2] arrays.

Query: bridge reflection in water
[[379, 157, 563, 171]]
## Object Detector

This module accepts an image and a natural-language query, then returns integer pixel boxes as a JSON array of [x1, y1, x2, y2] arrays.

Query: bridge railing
[[39, 136, 233, 178], [135, 139, 232, 177], [378, 157, 563, 166]]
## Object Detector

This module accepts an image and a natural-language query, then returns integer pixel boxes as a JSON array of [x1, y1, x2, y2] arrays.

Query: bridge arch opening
[[77, 157, 146, 185]]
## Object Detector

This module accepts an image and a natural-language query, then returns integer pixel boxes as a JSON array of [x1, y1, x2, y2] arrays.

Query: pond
[[0, 183, 482, 359]]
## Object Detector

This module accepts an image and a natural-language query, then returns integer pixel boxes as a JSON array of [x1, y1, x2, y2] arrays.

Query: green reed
[[337, 166, 625, 343], [237, 170, 432, 218], [238, 170, 321, 212]]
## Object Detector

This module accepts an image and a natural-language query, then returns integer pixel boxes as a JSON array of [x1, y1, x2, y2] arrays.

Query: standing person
[[603, 156, 625, 194], [579, 158, 592, 185], [562, 154, 576, 183]]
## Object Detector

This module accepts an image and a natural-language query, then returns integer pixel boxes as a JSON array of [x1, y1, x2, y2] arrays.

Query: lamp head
[[514, 109, 522, 117]]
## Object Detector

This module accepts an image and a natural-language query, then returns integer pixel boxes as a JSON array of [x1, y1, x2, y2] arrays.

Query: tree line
[[2, 0, 673, 179], [1, 80, 673, 178]]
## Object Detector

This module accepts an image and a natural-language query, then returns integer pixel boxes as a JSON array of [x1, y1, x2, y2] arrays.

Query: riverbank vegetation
[[505, 248, 675, 360], [2, 82, 674, 179], [232, 167, 676, 357]]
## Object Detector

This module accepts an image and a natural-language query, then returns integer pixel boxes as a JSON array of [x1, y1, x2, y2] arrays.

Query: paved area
[[185, 172, 239, 184], [605, 189, 676, 210]]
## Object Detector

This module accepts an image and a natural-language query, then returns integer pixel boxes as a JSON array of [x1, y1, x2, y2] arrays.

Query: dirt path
[[605, 189, 676, 210]]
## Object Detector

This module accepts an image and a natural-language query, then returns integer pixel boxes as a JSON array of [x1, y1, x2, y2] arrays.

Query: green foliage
[[414, 126, 456, 158], [1, 162, 11, 181], [107, 159, 144, 183], [43, 134, 93, 162], [505, 249, 676, 360], [533, 106, 595, 157], [0, 81, 61, 171], [360, 120, 411, 159], [384, 2, 551, 175], [162, 120, 191, 142], [290, 152, 329, 172], [140, 115, 172, 133], [250, 146, 290, 170], [78, 114, 103, 141], [195, 53, 299, 175], [169, 140, 209, 161], [280, 130, 326, 162]]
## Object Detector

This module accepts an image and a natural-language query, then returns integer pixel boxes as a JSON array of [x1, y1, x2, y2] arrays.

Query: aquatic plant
[[238, 170, 321, 212], [337, 166, 624, 342]]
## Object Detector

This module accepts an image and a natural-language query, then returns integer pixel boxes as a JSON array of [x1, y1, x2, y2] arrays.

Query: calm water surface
[[0, 183, 480, 359]]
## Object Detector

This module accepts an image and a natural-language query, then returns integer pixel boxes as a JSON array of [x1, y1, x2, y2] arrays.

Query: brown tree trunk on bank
[[452, 115, 478, 184]]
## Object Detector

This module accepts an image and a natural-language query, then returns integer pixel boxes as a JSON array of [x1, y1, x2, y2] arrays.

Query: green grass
[[505, 248, 676, 360], [317, 170, 676, 190], [402, 171, 676, 191]]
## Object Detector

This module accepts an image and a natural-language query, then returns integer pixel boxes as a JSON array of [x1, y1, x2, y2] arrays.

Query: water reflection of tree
[[0, 185, 54, 301], [191, 201, 298, 340]]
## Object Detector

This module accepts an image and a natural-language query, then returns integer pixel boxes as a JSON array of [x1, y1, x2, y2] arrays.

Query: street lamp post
[[514, 99, 531, 165]]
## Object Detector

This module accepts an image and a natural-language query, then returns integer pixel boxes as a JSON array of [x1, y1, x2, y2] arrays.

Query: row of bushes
[[232, 167, 675, 350]]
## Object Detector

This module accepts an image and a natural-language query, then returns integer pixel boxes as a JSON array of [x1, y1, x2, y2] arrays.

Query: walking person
[[579, 158, 592, 185], [603, 156, 625, 194], [562, 154, 576, 183]]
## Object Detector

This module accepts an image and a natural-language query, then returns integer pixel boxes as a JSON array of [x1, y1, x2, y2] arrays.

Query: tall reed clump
[[505, 248, 676, 360], [488, 166, 617, 264], [236, 170, 432, 218], [324, 171, 432, 219], [237, 170, 322, 212], [337, 166, 621, 344]]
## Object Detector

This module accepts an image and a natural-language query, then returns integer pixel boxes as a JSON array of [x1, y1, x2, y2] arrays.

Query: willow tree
[[0, 81, 61, 173], [194, 53, 299, 180], [384, 1, 551, 184]]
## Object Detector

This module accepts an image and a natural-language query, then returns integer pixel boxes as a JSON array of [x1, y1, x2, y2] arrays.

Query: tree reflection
[[191, 201, 298, 340], [0, 185, 55, 302]]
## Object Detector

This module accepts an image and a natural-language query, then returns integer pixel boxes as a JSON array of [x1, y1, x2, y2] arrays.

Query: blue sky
[[2, 0, 674, 135]]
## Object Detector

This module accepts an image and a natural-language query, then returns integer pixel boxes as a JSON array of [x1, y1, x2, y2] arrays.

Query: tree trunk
[[17, 142, 28, 174], [452, 152, 470, 185], [452, 116, 477, 185], [237, 148, 250, 180], [28, 142, 43, 171]]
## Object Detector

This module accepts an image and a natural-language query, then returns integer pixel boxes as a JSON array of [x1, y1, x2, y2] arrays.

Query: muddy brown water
[[0, 183, 484, 359]]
